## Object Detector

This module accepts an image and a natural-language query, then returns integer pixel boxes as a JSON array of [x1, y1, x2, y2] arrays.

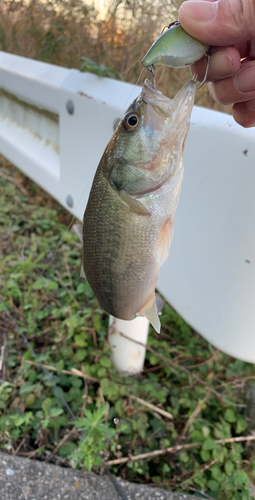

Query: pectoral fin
[[80, 263, 87, 280], [138, 294, 161, 333], [119, 190, 150, 216], [155, 218, 174, 267]]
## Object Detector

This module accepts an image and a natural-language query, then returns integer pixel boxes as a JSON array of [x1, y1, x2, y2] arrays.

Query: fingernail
[[209, 50, 234, 78], [235, 65, 255, 92], [248, 99, 255, 111], [180, 1, 217, 22], [208, 82, 217, 102]]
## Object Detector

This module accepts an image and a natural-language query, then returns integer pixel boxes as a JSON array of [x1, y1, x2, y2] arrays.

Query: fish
[[142, 20, 209, 69], [81, 78, 196, 332]]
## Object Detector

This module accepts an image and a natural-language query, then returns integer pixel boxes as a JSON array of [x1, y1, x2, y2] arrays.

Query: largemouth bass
[[82, 79, 196, 332]]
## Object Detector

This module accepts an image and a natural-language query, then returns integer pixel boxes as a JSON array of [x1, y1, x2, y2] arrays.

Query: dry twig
[[0, 170, 28, 196], [181, 395, 210, 438], [105, 435, 255, 466], [45, 427, 77, 463], [0, 345, 5, 371], [13, 437, 26, 456], [129, 395, 173, 420], [181, 453, 222, 487], [27, 446, 45, 459], [23, 359, 99, 382]]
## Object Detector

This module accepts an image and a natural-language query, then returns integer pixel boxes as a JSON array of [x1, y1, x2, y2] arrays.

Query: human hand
[[178, 0, 255, 127]]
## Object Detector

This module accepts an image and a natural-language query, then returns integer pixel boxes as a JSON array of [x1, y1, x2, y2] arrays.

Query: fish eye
[[123, 112, 139, 130]]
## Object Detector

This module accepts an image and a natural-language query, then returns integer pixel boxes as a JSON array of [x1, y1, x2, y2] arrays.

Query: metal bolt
[[66, 195, 73, 208], [66, 99, 74, 115], [113, 117, 121, 131]]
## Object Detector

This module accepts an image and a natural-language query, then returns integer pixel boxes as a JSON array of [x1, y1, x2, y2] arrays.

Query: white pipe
[[108, 316, 149, 375]]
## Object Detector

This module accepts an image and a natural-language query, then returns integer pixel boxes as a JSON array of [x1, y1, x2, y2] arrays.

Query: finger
[[190, 46, 241, 82], [235, 40, 253, 59], [208, 61, 255, 105], [179, 0, 255, 46], [232, 100, 255, 127]]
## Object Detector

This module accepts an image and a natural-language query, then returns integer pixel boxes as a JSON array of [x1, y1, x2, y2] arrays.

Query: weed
[[80, 57, 123, 79], [71, 405, 116, 470]]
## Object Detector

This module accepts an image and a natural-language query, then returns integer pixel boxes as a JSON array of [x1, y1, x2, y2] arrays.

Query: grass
[[1, 157, 255, 499]]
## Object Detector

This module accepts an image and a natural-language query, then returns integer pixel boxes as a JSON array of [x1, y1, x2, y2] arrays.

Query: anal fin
[[138, 294, 161, 333], [80, 263, 87, 280]]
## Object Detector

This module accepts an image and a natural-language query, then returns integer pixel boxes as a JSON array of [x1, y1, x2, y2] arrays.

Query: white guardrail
[[1, 51, 255, 371]]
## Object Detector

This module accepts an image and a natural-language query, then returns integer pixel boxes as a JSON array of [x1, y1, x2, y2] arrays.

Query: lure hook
[[148, 64, 157, 89], [161, 20, 180, 34], [196, 51, 211, 89]]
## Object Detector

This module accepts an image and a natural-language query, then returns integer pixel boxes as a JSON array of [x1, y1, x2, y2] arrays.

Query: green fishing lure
[[142, 20, 210, 69]]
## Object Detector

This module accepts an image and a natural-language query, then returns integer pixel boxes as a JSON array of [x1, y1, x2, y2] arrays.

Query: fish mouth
[[142, 79, 174, 118], [142, 78, 196, 130]]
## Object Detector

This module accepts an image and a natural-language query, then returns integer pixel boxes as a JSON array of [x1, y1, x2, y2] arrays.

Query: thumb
[[178, 0, 255, 46]]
